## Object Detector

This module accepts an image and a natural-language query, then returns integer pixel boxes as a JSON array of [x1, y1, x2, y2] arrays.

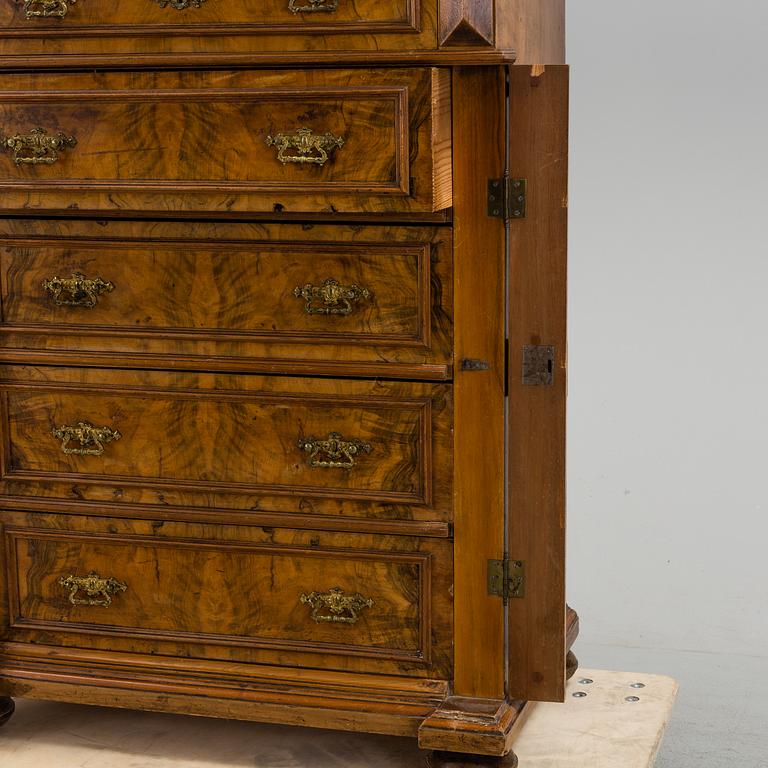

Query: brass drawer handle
[[52, 421, 122, 456], [294, 278, 370, 316], [2, 127, 76, 165], [266, 127, 344, 167], [23, 0, 78, 18], [43, 272, 114, 308], [58, 571, 127, 608], [298, 432, 371, 469], [288, 0, 338, 12], [300, 587, 373, 625], [153, 0, 207, 9]]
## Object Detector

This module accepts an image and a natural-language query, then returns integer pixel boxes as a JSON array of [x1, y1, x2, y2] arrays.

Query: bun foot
[[427, 751, 518, 768], [0, 697, 15, 728], [566, 650, 579, 680]]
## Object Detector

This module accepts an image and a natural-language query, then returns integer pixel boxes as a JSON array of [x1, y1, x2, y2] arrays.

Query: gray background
[[567, 1, 768, 765]]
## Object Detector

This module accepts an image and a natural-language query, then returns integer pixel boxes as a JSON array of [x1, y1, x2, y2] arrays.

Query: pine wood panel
[[506, 65, 569, 703], [0, 511, 453, 678], [0, 68, 451, 216], [0, 365, 452, 523], [451, 67, 507, 699], [0, 221, 453, 371]]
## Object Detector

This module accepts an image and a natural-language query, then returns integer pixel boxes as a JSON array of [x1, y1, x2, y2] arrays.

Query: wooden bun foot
[[566, 650, 579, 680], [427, 750, 518, 768], [0, 697, 15, 728]]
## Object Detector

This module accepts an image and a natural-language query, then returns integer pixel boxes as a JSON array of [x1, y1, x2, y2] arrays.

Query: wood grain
[[451, 67, 506, 700], [498, 1, 565, 64], [506, 65, 569, 703], [0, 365, 453, 524], [0, 221, 453, 371], [0, 511, 453, 678], [1, 371, 450, 509], [0, 643, 449, 737], [0, 68, 451, 216]]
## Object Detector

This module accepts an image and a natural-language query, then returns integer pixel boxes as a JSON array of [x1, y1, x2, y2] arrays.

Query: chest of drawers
[[0, 2, 576, 764]]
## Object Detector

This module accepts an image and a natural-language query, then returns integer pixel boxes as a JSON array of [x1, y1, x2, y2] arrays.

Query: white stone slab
[[0, 669, 677, 767]]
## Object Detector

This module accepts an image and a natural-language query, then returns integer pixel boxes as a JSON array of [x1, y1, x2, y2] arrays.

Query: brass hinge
[[487, 558, 525, 600], [487, 177, 527, 220]]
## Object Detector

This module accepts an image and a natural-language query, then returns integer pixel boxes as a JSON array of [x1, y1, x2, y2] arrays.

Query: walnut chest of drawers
[[0, 2, 577, 764]]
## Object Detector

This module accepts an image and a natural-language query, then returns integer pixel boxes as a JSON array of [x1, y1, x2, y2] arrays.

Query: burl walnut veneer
[[0, 1, 575, 765]]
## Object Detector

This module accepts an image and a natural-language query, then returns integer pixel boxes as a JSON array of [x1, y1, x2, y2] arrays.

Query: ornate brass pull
[[294, 278, 370, 316], [288, 0, 338, 12], [153, 0, 206, 8], [52, 421, 122, 456], [266, 127, 344, 167], [2, 127, 76, 165], [298, 432, 371, 469], [58, 572, 127, 608], [23, 0, 77, 18], [43, 272, 114, 308], [300, 587, 373, 624]]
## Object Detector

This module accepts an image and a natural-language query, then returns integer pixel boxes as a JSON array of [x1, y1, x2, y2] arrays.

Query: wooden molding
[[419, 697, 532, 756], [439, 0, 495, 47]]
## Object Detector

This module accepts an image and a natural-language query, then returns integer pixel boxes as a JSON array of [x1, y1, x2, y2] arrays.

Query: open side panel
[[506, 64, 569, 703]]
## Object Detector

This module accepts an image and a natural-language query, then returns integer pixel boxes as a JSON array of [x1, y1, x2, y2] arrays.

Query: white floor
[[0, 668, 676, 768], [576, 644, 768, 768]]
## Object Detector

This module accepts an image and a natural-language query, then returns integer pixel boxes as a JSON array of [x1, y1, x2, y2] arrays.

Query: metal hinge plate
[[487, 177, 527, 220], [487, 558, 525, 600]]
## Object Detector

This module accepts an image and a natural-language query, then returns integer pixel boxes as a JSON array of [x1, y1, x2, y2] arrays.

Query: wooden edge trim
[[0, 349, 452, 382], [418, 696, 532, 756], [0, 495, 452, 538]]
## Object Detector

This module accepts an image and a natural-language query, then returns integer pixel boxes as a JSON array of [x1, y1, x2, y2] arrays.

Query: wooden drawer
[[0, 220, 452, 376], [0, 513, 452, 677], [0, 0, 438, 58], [0, 68, 451, 216], [0, 366, 452, 523]]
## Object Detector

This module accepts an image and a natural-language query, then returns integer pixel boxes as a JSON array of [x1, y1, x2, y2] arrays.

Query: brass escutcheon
[[266, 127, 344, 167], [294, 278, 370, 316], [288, 0, 339, 12], [43, 272, 114, 308], [153, 0, 206, 8], [23, 0, 77, 18], [298, 432, 372, 469], [300, 587, 373, 624], [52, 421, 122, 456], [2, 127, 76, 165], [58, 572, 127, 608]]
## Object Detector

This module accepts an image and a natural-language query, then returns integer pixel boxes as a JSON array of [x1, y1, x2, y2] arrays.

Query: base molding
[[418, 697, 532, 757]]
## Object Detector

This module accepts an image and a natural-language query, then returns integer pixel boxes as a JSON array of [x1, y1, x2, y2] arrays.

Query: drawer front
[[0, 69, 451, 216], [0, 367, 452, 519], [0, 221, 452, 372], [0, 0, 438, 57], [1, 517, 453, 677]]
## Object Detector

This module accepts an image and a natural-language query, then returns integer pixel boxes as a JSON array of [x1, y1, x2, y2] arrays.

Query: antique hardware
[[58, 572, 127, 608], [522, 345, 555, 386], [42, 272, 114, 308], [294, 278, 370, 316], [461, 358, 490, 371], [266, 127, 345, 166], [288, 0, 338, 12], [23, 0, 77, 18], [153, 0, 206, 8], [487, 558, 525, 600], [298, 432, 372, 469], [52, 421, 122, 456], [2, 127, 77, 165], [300, 587, 373, 624], [487, 177, 527, 220]]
